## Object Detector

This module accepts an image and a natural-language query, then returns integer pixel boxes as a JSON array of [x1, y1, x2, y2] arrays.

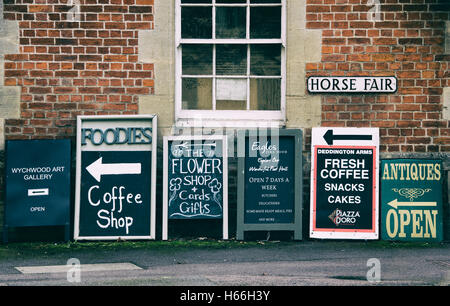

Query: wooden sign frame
[[236, 129, 303, 240], [163, 135, 228, 240]]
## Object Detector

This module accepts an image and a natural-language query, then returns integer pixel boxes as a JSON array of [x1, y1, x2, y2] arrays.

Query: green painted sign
[[381, 159, 444, 242]]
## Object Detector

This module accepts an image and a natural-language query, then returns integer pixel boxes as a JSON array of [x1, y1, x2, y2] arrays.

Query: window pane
[[216, 0, 247, 4], [250, 6, 281, 39], [182, 44, 213, 75], [216, 44, 247, 75], [216, 7, 246, 39], [216, 78, 247, 110], [250, 79, 281, 110], [216, 78, 247, 101], [250, 44, 281, 76], [182, 7, 212, 39], [182, 78, 213, 110]]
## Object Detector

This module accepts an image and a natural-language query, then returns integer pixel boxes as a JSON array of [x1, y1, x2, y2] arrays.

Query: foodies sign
[[74, 115, 157, 240]]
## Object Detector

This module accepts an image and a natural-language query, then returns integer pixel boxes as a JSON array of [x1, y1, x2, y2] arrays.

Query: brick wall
[[305, 0, 450, 153], [2, 0, 154, 140], [1, 0, 449, 240]]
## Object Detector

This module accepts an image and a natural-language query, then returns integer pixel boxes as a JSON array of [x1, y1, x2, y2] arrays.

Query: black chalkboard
[[237, 129, 303, 240], [4, 139, 71, 242], [314, 148, 374, 230], [243, 135, 295, 224], [78, 151, 152, 237], [309, 127, 379, 240], [163, 136, 228, 240]]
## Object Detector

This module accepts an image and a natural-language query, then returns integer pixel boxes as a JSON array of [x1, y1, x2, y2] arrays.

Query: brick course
[[3, 0, 154, 139], [306, 0, 450, 153]]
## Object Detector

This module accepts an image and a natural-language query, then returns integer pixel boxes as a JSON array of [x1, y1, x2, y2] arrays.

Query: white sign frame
[[307, 76, 397, 93], [74, 115, 158, 241], [309, 127, 379, 240], [163, 135, 228, 241]]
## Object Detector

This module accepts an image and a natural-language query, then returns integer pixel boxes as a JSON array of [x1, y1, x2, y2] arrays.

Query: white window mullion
[[246, 0, 250, 40], [212, 0, 216, 111], [179, 39, 283, 44], [246, 0, 250, 111], [175, 0, 181, 47], [281, 0, 286, 47], [281, 45, 286, 117], [247, 44, 250, 111], [212, 0, 216, 40], [213, 44, 216, 111]]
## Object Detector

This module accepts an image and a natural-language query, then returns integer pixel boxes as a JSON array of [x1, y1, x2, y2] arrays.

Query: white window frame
[[175, 0, 286, 127]]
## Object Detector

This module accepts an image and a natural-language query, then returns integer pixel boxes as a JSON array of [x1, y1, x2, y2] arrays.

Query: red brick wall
[[2, 0, 450, 154], [2, 0, 154, 139], [305, 0, 450, 153]]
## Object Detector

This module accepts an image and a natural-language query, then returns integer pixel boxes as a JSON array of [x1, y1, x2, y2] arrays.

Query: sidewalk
[[0, 240, 448, 286]]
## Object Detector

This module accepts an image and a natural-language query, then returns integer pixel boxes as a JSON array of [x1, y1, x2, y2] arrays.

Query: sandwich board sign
[[163, 135, 228, 240], [381, 159, 443, 242], [236, 129, 303, 240], [74, 115, 157, 240], [4, 139, 71, 242], [310, 127, 379, 240]]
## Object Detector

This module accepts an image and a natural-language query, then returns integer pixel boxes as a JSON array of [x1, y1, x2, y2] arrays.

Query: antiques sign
[[381, 159, 443, 242]]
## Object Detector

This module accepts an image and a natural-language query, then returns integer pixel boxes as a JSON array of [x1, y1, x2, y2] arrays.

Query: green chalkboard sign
[[381, 159, 444, 242], [4, 139, 71, 242]]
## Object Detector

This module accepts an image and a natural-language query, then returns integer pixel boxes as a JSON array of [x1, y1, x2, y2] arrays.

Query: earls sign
[[74, 115, 157, 240], [236, 129, 303, 241], [307, 76, 397, 93]]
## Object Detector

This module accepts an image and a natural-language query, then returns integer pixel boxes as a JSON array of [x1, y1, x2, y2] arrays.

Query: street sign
[[310, 127, 379, 240], [307, 76, 397, 93], [163, 135, 228, 240], [4, 139, 71, 242], [74, 115, 157, 240], [381, 159, 443, 242], [236, 129, 303, 240]]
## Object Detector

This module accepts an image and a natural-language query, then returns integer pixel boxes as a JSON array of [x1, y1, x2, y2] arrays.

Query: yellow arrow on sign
[[388, 199, 437, 209]]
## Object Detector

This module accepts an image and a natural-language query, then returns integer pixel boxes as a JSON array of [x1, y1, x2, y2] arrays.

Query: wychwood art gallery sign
[[163, 135, 228, 240], [381, 159, 443, 242], [310, 127, 379, 240], [74, 115, 157, 240], [236, 129, 302, 240], [4, 139, 71, 242]]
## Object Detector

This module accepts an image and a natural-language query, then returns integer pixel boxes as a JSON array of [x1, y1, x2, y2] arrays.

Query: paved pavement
[[0, 241, 448, 286]]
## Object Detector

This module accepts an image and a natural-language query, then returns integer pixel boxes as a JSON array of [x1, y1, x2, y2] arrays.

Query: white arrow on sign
[[387, 198, 437, 209], [172, 142, 217, 149], [86, 157, 141, 183]]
